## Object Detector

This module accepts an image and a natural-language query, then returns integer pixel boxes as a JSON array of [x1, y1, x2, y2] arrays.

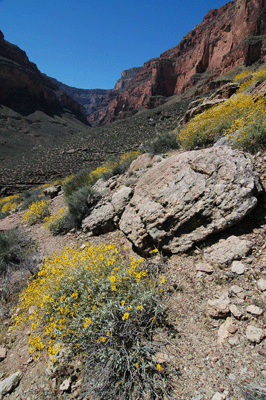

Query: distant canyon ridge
[[46, 67, 142, 126]]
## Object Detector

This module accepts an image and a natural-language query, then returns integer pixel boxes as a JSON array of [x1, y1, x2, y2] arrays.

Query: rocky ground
[[1, 151, 266, 400]]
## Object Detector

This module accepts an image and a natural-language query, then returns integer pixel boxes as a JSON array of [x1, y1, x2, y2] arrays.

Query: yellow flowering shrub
[[13, 243, 169, 399], [0, 194, 19, 205], [1, 201, 17, 214], [44, 207, 67, 228], [60, 174, 75, 185], [233, 69, 253, 82], [90, 150, 143, 182], [119, 150, 142, 164], [89, 162, 115, 182], [234, 67, 266, 92], [0, 194, 21, 216], [22, 200, 51, 225], [178, 82, 266, 151]]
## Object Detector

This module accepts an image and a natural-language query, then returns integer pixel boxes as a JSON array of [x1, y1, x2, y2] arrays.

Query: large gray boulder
[[119, 147, 262, 254]]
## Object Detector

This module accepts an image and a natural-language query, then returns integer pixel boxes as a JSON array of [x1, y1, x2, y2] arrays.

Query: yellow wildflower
[[122, 312, 129, 320]]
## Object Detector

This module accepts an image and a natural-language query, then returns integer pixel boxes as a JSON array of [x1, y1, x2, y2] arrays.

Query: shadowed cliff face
[[47, 68, 142, 126], [90, 0, 266, 125], [0, 31, 88, 123]]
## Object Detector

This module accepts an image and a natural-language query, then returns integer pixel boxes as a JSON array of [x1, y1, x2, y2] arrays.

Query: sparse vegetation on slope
[[12, 244, 171, 400], [22, 199, 51, 226], [0, 228, 37, 303], [178, 66, 266, 152]]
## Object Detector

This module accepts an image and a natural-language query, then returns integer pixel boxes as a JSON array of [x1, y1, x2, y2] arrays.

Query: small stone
[[60, 377, 71, 392], [80, 244, 86, 250], [196, 262, 214, 273], [234, 298, 245, 304], [109, 180, 117, 190], [228, 373, 236, 381], [211, 392, 225, 400], [152, 352, 171, 364], [258, 278, 266, 291], [0, 347, 7, 360], [237, 292, 246, 300], [231, 261, 246, 275], [204, 236, 252, 265], [246, 305, 264, 316], [217, 317, 237, 344], [257, 346, 266, 357], [28, 306, 36, 315], [0, 370, 22, 399], [229, 304, 242, 318], [227, 324, 238, 334], [230, 285, 243, 295], [51, 378, 57, 391], [228, 336, 239, 346], [207, 299, 230, 318], [246, 325, 265, 343], [196, 271, 204, 278]]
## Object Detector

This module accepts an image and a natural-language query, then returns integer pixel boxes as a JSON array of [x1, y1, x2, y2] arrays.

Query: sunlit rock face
[[95, 0, 266, 124]]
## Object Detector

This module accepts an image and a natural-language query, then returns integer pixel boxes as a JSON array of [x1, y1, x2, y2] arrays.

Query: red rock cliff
[[94, 0, 266, 124]]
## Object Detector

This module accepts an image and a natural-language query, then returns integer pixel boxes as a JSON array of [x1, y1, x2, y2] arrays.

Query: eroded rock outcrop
[[119, 147, 262, 254], [82, 185, 133, 234]]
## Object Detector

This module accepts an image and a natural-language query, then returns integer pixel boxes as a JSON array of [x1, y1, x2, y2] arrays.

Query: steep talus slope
[[94, 0, 266, 124]]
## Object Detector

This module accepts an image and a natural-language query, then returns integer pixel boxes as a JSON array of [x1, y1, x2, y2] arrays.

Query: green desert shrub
[[13, 244, 171, 400], [20, 189, 44, 210], [43, 207, 73, 235], [148, 131, 180, 155], [0, 228, 36, 276], [234, 118, 266, 152], [65, 185, 100, 229], [0, 228, 38, 305], [63, 170, 93, 197], [48, 213, 76, 235]]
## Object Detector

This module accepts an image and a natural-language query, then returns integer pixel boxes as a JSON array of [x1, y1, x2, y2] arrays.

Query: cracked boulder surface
[[119, 146, 263, 254]]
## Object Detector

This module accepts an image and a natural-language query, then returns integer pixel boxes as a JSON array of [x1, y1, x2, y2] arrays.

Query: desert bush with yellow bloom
[[13, 243, 170, 399], [234, 66, 266, 92], [22, 200, 51, 225], [178, 77, 266, 151], [0, 194, 21, 219], [43, 207, 69, 235]]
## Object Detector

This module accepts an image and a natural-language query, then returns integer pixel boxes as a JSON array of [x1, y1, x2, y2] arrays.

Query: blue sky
[[0, 0, 228, 89]]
